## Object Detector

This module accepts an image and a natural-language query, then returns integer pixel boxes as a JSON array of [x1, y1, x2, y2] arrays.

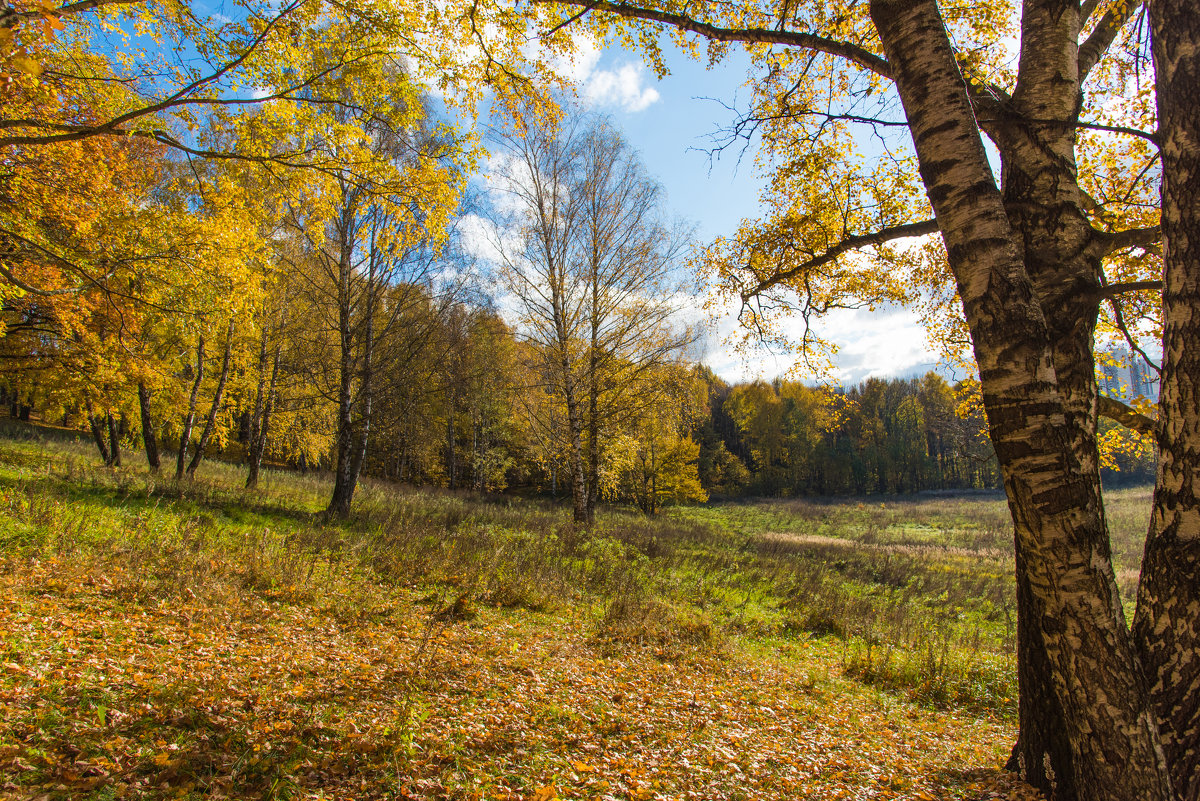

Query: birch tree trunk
[[1133, 2, 1200, 796], [989, 2, 1108, 791], [106, 412, 122, 467], [175, 334, 205, 481], [85, 399, 111, 465], [246, 341, 281, 490], [341, 302, 374, 514], [869, 1, 1171, 797], [137, 382, 160, 472], [185, 319, 235, 479], [327, 236, 359, 518], [561, 345, 589, 524]]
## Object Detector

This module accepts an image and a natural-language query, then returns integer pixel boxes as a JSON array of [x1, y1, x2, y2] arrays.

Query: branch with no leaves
[[1097, 224, 1162, 256], [1092, 280, 1162, 301], [1098, 395, 1156, 437]]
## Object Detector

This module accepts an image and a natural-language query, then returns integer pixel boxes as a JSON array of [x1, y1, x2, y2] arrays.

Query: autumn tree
[[575, 118, 696, 522], [617, 364, 707, 514], [280, 66, 464, 517], [517, 0, 1196, 795], [491, 108, 696, 523]]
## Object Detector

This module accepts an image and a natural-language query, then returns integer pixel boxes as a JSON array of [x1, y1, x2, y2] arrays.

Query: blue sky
[[565, 39, 942, 386], [469, 35, 943, 386]]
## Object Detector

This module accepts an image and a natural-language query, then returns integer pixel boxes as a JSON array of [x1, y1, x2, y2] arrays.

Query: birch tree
[[520, 0, 1198, 797], [491, 110, 695, 524]]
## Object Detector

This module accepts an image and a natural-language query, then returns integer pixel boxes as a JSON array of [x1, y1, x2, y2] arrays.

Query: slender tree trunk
[[106, 412, 122, 467], [341, 310, 374, 515], [870, 1, 1171, 798], [586, 354, 600, 525], [247, 341, 281, 490], [327, 230, 358, 518], [137, 383, 160, 472], [586, 279, 601, 526], [564, 378, 588, 524], [186, 319, 234, 479], [327, 224, 376, 518], [446, 398, 456, 490], [85, 399, 111, 465], [176, 334, 206, 481], [648, 435, 657, 516], [1133, 3, 1200, 797]]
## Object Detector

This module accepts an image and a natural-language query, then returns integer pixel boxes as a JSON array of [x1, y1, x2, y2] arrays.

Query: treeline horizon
[[0, 354, 1156, 506]]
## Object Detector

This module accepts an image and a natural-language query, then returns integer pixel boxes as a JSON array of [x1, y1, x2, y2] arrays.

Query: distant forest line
[[1, 362, 1156, 505]]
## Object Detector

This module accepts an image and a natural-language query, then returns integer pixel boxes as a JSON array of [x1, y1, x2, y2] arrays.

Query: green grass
[[0, 419, 1150, 799]]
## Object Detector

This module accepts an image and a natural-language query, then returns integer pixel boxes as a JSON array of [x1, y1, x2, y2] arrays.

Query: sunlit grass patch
[[0, 420, 1098, 799]]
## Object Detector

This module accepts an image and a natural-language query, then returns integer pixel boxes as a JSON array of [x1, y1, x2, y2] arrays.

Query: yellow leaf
[[9, 54, 42, 76]]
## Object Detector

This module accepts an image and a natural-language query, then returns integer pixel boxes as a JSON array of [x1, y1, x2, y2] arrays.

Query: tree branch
[[0, 0, 324, 150], [1097, 224, 1161, 256], [1098, 395, 1156, 437], [538, 0, 894, 80], [743, 218, 940, 298], [1079, 0, 1144, 80], [0, 0, 142, 27], [1105, 294, 1161, 376], [1095, 280, 1162, 300]]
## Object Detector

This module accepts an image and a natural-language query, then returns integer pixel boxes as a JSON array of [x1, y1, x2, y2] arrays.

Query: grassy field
[[0, 420, 1152, 800]]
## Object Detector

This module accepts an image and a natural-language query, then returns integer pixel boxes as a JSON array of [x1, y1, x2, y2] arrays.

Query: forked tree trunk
[[564, 375, 588, 524], [1133, 3, 1200, 797], [185, 319, 234, 479], [992, 1, 1107, 792], [327, 227, 376, 519], [106, 412, 122, 467], [137, 383, 161, 472], [869, 1, 1171, 797], [176, 334, 206, 481], [85, 400, 111, 465]]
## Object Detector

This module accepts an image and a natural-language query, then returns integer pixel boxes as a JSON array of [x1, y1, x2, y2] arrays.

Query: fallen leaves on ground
[[0, 557, 1044, 800]]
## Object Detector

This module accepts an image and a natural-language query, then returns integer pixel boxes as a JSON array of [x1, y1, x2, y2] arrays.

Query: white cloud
[[582, 63, 661, 112], [457, 213, 508, 266], [816, 306, 940, 384], [701, 299, 942, 385], [546, 35, 603, 85], [541, 33, 660, 113]]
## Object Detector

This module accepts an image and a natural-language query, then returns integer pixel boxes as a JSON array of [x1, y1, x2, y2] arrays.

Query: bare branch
[[743, 218, 940, 298], [1105, 294, 1161, 376], [1097, 224, 1162, 256], [1095, 280, 1162, 300], [1078, 120, 1160, 146], [1098, 395, 1156, 437]]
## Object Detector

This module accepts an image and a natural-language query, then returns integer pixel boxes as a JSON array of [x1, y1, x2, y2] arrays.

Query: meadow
[[0, 420, 1153, 800]]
